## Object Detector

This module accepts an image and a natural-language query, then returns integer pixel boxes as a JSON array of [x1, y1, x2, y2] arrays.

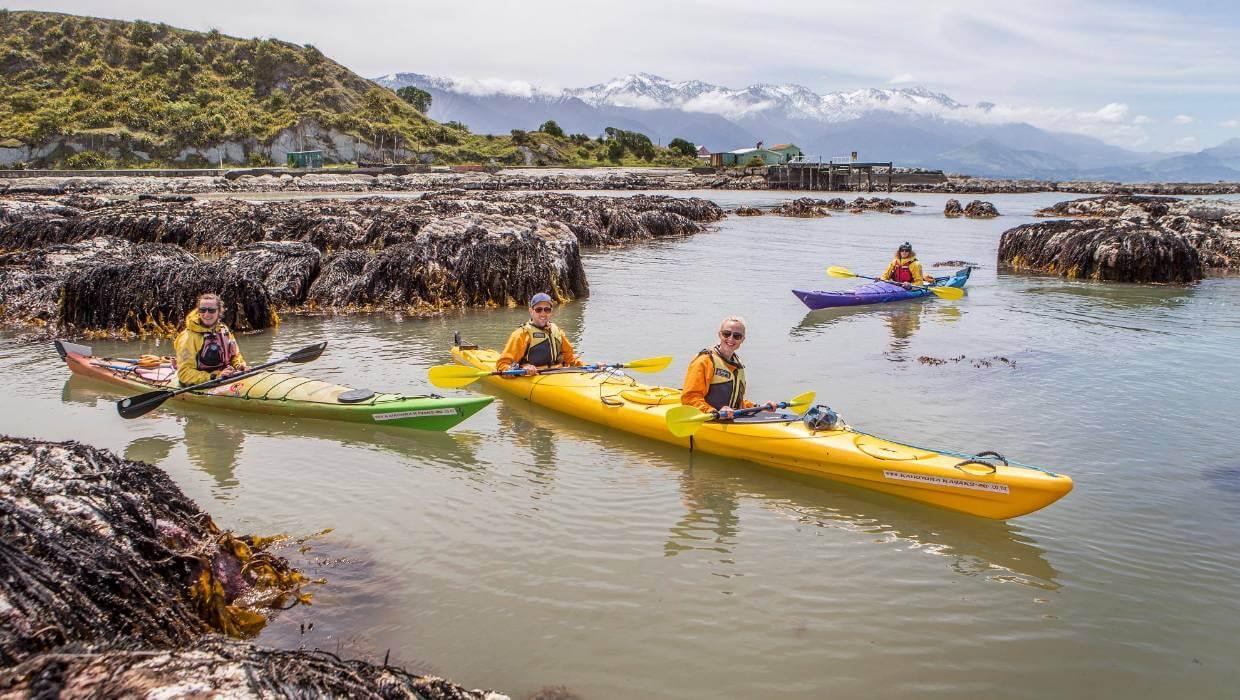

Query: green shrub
[[64, 150, 112, 169], [668, 137, 696, 157]]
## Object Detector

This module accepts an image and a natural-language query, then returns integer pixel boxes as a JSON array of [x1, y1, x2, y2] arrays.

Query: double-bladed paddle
[[116, 341, 327, 419], [428, 355, 673, 390], [827, 265, 965, 300], [665, 391, 817, 438]]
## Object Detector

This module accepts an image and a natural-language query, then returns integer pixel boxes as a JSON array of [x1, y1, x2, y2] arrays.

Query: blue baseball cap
[[529, 293, 554, 307]]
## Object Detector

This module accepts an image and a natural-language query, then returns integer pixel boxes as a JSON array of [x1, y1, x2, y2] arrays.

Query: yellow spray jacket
[[173, 309, 247, 386], [880, 257, 934, 285], [496, 321, 582, 371]]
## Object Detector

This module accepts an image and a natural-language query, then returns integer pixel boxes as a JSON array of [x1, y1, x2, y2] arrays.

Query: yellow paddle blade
[[827, 265, 857, 279], [427, 364, 491, 389], [620, 355, 674, 373], [928, 285, 965, 300], [786, 391, 817, 414], [665, 405, 714, 438]]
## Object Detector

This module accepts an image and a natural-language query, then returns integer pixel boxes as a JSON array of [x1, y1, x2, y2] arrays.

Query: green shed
[[286, 150, 324, 168]]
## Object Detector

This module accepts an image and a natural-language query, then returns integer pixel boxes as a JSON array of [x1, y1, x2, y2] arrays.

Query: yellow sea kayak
[[451, 344, 1072, 519]]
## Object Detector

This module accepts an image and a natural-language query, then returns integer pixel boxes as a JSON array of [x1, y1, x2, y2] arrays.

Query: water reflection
[[664, 461, 740, 558], [123, 436, 177, 465], [1015, 277, 1195, 311], [61, 374, 484, 491], [485, 389, 1059, 588], [495, 398, 558, 495], [182, 411, 246, 490], [793, 303, 962, 360]]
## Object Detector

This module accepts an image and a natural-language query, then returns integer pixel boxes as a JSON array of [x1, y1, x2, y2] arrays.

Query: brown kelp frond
[[0, 437, 317, 666]]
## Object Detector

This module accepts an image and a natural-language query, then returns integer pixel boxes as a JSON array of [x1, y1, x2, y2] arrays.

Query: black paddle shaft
[[116, 341, 326, 419]]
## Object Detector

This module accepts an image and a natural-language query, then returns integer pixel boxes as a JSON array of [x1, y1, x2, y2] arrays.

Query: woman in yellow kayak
[[880, 242, 936, 289], [173, 293, 249, 385], [496, 293, 585, 377], [681, 316, 776, 420]]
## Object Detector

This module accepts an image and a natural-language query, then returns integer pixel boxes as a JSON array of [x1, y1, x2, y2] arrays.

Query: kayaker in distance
[[173, 292, 249, 385], [496, 293, 585, 377], [880, 242, 936, 290], [681, 316, 777, 420]]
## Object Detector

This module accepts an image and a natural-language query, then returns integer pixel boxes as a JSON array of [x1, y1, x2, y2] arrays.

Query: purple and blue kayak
[[792, 267, 971, 310]]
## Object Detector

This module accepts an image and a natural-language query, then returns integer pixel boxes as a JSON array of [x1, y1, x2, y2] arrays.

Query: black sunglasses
[[198, 307, 219, 313], [719, 330, 744, 339], [532, 306, 553, 313]]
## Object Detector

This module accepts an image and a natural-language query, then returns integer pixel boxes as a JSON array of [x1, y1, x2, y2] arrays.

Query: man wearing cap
[[496, 293, 584, 376], [879, 242, 935, 290]]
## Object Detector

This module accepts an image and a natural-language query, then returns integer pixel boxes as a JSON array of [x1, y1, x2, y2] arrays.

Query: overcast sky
[[13, 0, 1240, 151]]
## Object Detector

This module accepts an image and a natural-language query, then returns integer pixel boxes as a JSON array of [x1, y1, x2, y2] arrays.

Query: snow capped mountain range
[[564, 73, 965, 123], [374, 72, 1240, 182]]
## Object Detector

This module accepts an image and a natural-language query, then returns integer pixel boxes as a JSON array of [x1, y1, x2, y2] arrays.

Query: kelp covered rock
[[1016, 195, 1240, 276], [771, 196, 916, 217], [963, 200, 999, 218], [0, 437, 312, 667], [0, 437, 508, 698], [997, 219, 1202, 283], [307, 216, 587, 310], [0, 191, 720, 333], [0, 192, 723, 254], [0, 237, 303, 335], [0, 637, 508, 699]]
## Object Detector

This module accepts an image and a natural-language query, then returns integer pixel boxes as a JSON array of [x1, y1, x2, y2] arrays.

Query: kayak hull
[[62, 345, 491, 431], [451, 344, 1071, 519], [793, 267, 971, 310]]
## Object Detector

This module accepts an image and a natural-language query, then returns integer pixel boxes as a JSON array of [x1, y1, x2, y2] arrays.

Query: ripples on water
[[4, 191, 1240, 699]]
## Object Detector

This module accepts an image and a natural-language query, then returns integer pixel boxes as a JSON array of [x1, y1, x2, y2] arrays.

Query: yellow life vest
[[519, 321, 566, 368], [700, 347, 746, 410]]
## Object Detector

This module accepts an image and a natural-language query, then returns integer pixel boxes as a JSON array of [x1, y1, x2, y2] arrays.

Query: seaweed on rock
[[308, 216, 588, 310], [0, 437, 312, 668], [0, 636, 508, 699], [0, 191, 723, 332], [58, 246, 287, 335], [997, 219, 1202, 283]]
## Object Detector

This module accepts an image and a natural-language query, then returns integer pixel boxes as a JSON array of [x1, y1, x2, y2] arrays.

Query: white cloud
[[888, 73, 915, 85], [1088, 103, 1131, 123], [1172, 114, 1194, 124], [442, 77, 560, 99], [1133, 115, 1151, 124], [1221, 119, 1240, 128], [681, 94, 777, 118]]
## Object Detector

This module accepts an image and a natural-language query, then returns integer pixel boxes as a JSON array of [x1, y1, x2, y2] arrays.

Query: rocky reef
[[770, 196, 916, 217], [998, 196, 1240, 282], [0, 436, 309, 662], [0, 436, 505, 698], [2, 169, 1239, 197], [0, 191, 723, 336], [944, 199, 999, 218]]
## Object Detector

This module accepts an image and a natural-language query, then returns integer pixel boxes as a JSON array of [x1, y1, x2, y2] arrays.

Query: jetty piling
[[765, 158, 895, 192]]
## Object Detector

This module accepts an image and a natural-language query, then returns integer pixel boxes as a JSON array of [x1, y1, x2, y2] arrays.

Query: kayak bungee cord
[[847, 429, 1060, 477]]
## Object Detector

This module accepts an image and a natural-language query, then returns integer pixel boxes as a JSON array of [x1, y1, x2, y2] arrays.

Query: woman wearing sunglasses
[[680, 316, 776, 420], [880, 241, 936, 290], [496, 292, 585, 377], [173, 292, 249, 386]]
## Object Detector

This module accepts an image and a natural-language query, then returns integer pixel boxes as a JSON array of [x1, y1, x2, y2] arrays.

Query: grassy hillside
[[0, 10, 697, 168]]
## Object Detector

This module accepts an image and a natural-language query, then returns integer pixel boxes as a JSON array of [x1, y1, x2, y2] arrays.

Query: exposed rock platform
[[998, 196, 1240, 282], [0, 191, 723, 336], [0, 436, 505, 698]]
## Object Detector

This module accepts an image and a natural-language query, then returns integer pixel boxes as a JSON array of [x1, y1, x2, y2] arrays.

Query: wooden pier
[[765, 160, 894, 192]]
